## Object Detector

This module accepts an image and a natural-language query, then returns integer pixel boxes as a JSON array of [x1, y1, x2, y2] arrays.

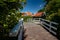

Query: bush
[[20, 16, 32, 22], [46, 13, 60, 38]]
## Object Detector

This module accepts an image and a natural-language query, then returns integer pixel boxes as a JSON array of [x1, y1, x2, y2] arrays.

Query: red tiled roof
[[21, 12, 32, 16], [26, 12, 32, 16], [21, 13, 26, 16], [33, 12, 44, 17]]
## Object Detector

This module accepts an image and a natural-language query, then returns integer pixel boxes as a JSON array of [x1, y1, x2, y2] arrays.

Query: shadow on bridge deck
[[23, 22, 58, 40]]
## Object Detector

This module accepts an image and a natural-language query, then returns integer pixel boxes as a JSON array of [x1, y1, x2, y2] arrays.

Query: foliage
[[46, 13, 57, 21], [38, 8, 45, 12], [45, 0, 60, 22], [0, 0, 26, 37], [46, 0, 60, 14], [20, 16, 32, 22], [45, 0, 60, 38]]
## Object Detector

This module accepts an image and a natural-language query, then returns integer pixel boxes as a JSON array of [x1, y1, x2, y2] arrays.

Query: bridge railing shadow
[[33, 18, 58, 37]]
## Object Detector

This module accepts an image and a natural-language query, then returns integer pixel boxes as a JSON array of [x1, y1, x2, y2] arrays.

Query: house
[[21, 12, 46, 18], [21, 12, 26, 16], [21, 12, 32, 16], [33, 12, 46, 19], [26, 12, 32, 16]]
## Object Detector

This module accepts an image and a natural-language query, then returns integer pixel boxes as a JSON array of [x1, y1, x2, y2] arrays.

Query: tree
[[44, 0, 60, 21], [38, 8, 45, 12], [44, 0, 60, 39], [0, 0, 26, 38]]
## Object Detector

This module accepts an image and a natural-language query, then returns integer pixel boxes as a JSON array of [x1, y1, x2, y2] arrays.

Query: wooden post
[[49, 22, 52, 32]]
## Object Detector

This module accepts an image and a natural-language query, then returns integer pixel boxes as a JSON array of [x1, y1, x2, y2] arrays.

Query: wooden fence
[[39, 18, 58, 35], [33, 18, 58, 35], [9, 18, 24, 40]]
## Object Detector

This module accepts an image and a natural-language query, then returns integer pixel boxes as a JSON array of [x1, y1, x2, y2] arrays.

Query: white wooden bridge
[[23, 18, 58, 40], [8, 18, 58, 40]]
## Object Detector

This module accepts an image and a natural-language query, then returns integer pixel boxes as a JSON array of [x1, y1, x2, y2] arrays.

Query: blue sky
[[21, 0, 46, 14]]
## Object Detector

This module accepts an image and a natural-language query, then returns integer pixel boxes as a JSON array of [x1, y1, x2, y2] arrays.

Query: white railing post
[[39, 18, 58, 35], [49, 22, 52, 31], [40, 18, 42, 24], [40, 18, 41, 24]]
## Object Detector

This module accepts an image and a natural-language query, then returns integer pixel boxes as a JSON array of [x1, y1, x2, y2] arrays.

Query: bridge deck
[[24, 22, 58, 40]]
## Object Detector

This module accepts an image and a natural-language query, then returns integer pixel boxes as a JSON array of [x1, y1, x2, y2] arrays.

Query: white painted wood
[[9, 18, 24, 40], [33, 18, 58, 35]]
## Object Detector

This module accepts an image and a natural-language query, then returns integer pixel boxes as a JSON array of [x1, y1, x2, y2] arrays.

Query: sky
[[21, 0, 46, 14]]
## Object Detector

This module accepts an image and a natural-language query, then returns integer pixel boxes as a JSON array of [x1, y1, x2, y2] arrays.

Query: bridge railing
[[9, 18, 24, 39], [39, 18, 58, 35]]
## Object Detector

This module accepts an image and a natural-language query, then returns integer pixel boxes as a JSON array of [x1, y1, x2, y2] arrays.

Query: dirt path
[[24, 22, 58, 40]]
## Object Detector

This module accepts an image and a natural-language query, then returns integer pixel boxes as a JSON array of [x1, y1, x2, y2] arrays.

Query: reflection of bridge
[[23, 18, 58, 40]]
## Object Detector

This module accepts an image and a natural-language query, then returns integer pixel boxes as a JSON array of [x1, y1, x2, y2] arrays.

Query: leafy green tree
[[0, 0, 26, 38], [38, 8, 45, 12], [44, 0, 60, 39]]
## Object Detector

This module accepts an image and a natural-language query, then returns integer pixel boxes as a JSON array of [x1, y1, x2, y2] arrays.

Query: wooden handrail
[[9, 18, 24, 37], [39, 18, 58, 35], [33, 18, 58, 35]]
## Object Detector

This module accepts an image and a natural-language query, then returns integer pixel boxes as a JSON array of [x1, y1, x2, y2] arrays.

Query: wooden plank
[[42, 22, 57, 30], [41, 23, 57, 35]]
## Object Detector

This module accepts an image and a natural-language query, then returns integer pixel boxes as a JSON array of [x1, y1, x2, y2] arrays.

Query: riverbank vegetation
[[38, 0, 60, 39], [0, 0, 26, 39]]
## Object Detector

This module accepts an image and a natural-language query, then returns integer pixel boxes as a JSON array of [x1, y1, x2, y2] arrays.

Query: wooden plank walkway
[[24, 22, 58, 40]]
